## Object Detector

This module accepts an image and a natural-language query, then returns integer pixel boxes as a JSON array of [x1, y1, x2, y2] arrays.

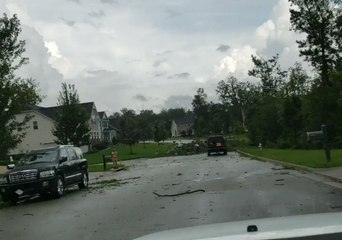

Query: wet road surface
[[1, 152, 342, 240]]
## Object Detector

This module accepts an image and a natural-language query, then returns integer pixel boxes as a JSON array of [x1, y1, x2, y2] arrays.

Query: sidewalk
[[315, 167, 342, 182], [237, 150, 342, 183]]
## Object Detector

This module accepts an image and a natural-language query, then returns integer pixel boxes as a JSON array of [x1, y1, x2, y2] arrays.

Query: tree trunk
[[240, 107, 247, 132], [130, 144, 133, 154]]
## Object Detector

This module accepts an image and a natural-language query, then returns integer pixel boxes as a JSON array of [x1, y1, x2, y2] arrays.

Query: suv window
[[208, 136, 226, 144], [20, 149, 58, 164], [74, 147, 83, 159], [60, 149, 68, 160], [66, 148, 77, 160]]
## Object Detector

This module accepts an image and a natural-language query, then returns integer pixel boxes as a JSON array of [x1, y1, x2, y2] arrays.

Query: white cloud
[[215, 0, 306, 82], [44, 41, 62, 58], [1, 0, 306, 112], [215, 45, 257, 80]]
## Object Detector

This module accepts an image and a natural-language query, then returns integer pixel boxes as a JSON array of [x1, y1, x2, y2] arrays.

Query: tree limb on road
[[153, 189, 205, 197]]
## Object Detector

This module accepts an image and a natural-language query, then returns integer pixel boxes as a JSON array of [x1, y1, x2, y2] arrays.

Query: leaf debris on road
[[153, 189, 205, 197]]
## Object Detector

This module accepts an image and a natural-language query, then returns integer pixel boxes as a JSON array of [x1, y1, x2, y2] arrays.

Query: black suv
[[207, 135, 227, 156], [0, 145, 88, 203]]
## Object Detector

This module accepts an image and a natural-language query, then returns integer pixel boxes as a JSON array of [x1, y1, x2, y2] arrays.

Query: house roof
[[98, 111, 106, 120], [25, 102, 95, 121], [174, 116, 194, 126]]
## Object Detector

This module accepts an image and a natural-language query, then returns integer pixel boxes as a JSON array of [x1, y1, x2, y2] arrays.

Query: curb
[[237, 150, 342, 183]]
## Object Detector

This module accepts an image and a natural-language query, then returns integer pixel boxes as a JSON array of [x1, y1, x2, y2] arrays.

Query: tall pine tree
[[53, 83, 90, 146]]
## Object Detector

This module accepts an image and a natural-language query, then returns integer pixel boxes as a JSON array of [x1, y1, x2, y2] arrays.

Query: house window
[[33, 121, 38, 130]]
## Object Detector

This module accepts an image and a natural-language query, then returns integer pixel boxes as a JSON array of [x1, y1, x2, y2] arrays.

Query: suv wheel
[[53, 175, 65, 198], [78, 171, 88, 189]]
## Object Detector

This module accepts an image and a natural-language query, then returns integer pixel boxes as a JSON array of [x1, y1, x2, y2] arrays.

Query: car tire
[[223, 150, 227, 155], [207, 151, 211, 157], [52, 175, 65, 198], [78, 171, 89, 189], [3, 195, 17, 205]]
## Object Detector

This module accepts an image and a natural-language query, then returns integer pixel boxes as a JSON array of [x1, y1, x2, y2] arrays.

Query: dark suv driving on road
[[207, 135, 227, 156], [0, 145, 88, 203]]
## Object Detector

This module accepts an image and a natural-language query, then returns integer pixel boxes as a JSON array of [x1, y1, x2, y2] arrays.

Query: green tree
[[247, 54, 287, 144], [248, 54, 287, 97], [154, 120, 167, 145], [192, 88, 209, 136], [137, 109, 155, 147], [216, 76, 256, 132], [0, 14, 41, 159], [118, 108, 139, 154], [285, 62, 311, 96], [279, 63, 310, 148], [289, 0, 341, 86], [52, 83, 90, 146]]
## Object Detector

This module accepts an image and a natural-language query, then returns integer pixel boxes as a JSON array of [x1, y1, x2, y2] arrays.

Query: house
[[170, 116, 195, 137], [98, 111, 119, 143], [10, 102, 102, 155]]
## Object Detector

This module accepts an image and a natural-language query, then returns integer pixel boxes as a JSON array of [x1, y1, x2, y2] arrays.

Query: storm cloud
[[216, 44, 230, 52], [168, 72, 190, 79], [133, 94, 148, 102], [1, 0, 306, 113]]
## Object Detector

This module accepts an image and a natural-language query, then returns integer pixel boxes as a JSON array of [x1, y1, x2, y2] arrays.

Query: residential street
[[1, 153, 342, 240]]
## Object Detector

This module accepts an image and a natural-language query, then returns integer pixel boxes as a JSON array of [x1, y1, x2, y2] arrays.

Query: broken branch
[[153, 189, 205, 197]]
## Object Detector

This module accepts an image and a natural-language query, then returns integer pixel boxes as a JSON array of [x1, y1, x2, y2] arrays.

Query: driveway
[[0, 152, 342, 240]]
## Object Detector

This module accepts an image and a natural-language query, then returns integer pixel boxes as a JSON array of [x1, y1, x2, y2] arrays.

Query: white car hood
[[135, 212, 342, 240]]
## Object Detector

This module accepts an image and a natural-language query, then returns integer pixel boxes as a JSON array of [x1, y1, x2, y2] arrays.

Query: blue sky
[[1, 0, 307, 114]]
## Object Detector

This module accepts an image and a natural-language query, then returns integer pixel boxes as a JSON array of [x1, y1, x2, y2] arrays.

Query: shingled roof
[[173, 116, 194, 126], [24, 102, 95, 121]]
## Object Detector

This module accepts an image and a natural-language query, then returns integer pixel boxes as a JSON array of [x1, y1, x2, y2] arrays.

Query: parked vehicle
[[207, 135, 227, 156], [0, 145, 88, 203]]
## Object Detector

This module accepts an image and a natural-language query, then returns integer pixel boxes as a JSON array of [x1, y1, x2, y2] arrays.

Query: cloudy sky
[[1, 0, 307, 114]]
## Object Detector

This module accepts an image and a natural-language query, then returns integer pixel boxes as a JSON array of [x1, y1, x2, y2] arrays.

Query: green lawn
[[240, 147, 342, 168], [85, 143, 174, 165]]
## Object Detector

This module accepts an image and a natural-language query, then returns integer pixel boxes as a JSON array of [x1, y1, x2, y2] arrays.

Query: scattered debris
[[153, 189, 205, 197], [275, 179, 284, 182], [113, 165, 129, 172], [275, 183, 285, 186], [23, 213, 34, 216], [171, 183, 181, 186], [159, 206, 165, 209], [330, 205, 342, 209], [89, 178, 119, 190], [177, 173, 183, 176], [121, 176, 141, 181]]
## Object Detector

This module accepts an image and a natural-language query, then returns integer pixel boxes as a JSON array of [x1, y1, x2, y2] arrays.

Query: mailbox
[[306, 130, 323, 141], [306, 125, 330, 161]]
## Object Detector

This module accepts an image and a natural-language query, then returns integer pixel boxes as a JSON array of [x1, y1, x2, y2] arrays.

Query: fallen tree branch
[[153, 189, 205, 197]]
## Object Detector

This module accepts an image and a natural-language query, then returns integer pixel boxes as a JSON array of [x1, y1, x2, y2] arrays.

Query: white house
[[10, 102, 102, 155], [170, 117, 195, 137]]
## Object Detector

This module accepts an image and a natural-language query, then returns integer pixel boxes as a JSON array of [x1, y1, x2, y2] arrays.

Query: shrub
[[92, 141, 109, 151]]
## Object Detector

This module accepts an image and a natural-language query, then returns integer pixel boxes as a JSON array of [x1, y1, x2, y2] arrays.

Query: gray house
[[98, 111, 119, 143]]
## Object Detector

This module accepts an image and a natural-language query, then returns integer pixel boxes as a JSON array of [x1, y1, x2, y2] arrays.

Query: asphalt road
[[1, 152, 342, 240]]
